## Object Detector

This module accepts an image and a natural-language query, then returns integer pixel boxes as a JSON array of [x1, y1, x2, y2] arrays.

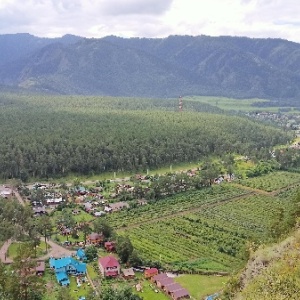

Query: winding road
[[0, 189, 75, 262]]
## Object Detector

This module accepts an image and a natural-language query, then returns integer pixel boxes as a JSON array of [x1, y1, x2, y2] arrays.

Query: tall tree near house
[[98, 286, 142, 300], [201, 160, 222, 186], [36, 215, 53, 253], [57, 287, 72, 300], [81, 220, 92, 245], [93, 219, 114, 240], [12, 243, 45, 300], [29, 228, 41, 258], [116, 236, 134, 264]]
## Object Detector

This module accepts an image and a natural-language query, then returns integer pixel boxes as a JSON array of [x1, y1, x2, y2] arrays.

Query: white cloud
[[0, 0, 299, 42]]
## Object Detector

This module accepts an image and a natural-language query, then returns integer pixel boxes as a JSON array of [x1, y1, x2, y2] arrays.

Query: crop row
[[239, 171, 300, 192], [105, 184, 248, 227], [123, 194, 294, 272]]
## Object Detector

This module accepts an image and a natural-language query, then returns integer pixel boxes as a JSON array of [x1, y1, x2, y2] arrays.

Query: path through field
[[117, 191, 254, 231]]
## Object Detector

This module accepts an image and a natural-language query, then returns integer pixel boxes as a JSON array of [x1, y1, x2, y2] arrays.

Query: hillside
[[228, 229, 300, 300], [0, 34, 300, 100]]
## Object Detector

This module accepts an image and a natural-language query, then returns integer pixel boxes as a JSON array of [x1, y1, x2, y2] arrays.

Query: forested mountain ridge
[[0, 33, 81, 66], [0, 34, 300, 100]]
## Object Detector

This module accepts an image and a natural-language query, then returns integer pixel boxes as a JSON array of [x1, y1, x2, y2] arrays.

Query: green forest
[[0, 92, 291, 180]]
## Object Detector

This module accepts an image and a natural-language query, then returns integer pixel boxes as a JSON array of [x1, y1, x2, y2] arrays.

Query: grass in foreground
[[174, 274, 229, 299], [134, 280, 169, 300], [8, 241, 48, 259]]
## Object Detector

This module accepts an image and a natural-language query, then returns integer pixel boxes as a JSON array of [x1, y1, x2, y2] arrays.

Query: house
[[109, 201, 129, 212], [144, 268, 158, 278], [0, 186, 13, 198], [164, 282, 183, 294], [84, 202, 93, 212], [152, 273, 168, 283], [61, 228, 71, 236], [35, 260, 45, 275], [87, 232, 103, 245], [94, 211, 106, 217], [76, 248, 87, 261], [104, 206, 113, 213], [50, 256, 86, 286], [122, 267, 135, 279], [75, 186, 87, 195], [156, 277, 174, 289], [46, 197, 63, 206], [171, 288, 190, 300], [104, 241, 116, 252], [98, 256, 120, 277], [33, 206, 47, 217]]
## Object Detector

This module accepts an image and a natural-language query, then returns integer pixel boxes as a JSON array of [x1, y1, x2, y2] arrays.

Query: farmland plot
[[105, 185, 248, 228], [123, 194, 292, 273], [239, 171, 300, 192]]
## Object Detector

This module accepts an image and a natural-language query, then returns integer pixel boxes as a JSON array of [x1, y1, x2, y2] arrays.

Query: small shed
[[76, 248, 87, 261], [122, 267, 135, 279], [35, 260, 45, 275], [136, 283, 142, 292]]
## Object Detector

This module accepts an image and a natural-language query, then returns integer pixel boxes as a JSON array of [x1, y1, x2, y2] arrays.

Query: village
[[0, 169, 227, 300]]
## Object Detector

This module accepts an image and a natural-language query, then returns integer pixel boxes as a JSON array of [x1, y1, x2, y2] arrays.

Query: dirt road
[[0, 239, 13, 264]]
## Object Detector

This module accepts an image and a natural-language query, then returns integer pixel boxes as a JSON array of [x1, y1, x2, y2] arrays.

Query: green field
[[185, 96, 279, 112], [106, 184, 248, 228], [239, 171, 300, 192], [136, 282, 169, 300], [174, 274, 229, 299], [119, 193, 293, 273], [8, 241, 48, 259]]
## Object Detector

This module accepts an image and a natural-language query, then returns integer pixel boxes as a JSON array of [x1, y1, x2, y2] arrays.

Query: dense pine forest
[[0, 92, 291, 180]]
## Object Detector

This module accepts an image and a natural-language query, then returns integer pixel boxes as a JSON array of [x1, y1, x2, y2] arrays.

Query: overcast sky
[[0, 0, 300, 42]]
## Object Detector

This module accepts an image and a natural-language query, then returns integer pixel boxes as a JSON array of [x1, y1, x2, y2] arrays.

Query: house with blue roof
[[76, 248, 87, 261], [49, 256, 86, 286]]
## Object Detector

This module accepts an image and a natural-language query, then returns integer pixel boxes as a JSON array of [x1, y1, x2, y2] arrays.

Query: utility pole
[[179, 96, 183, 112]]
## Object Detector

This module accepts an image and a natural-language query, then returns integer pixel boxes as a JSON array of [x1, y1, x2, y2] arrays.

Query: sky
[[0, 0, 300, 43]]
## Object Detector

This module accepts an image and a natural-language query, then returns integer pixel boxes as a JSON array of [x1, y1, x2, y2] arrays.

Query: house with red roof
[[144, 267, 158, 278], [98, 256, 120, 277]]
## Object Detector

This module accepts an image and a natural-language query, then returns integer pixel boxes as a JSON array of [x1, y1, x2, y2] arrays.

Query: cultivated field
[[119, 193, 293, 273], [239, 171, 300, 192]]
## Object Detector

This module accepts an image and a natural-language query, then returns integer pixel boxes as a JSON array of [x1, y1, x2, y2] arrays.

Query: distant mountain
[[0, 33, 82, 66], [0, 34, 300, 100]]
